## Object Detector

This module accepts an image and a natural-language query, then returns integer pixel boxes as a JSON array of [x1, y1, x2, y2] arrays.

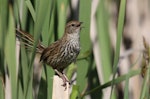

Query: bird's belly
[[56, 47, 80, 69], [45, 43, 80, 70]]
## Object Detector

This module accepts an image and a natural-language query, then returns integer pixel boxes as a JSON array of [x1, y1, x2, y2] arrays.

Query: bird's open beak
[[80, 22, 83, 25], [77, 22, 83, 27], [79, 22, 84, 29]]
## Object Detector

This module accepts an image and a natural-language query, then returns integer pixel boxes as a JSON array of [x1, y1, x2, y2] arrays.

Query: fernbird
[[16, 21, 82, 88]]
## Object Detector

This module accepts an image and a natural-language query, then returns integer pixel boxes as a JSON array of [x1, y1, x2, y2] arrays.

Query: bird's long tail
[[16, 29, 45, 53]]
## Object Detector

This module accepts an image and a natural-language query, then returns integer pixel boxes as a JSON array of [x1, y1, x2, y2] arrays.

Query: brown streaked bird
[[16, 21, 83, 88]]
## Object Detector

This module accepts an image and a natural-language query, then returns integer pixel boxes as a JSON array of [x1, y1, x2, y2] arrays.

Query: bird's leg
[[54, 69, 70, 89]]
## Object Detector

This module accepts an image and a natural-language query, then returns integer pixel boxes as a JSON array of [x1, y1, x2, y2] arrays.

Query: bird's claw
[[62, 76, 71, 90], [54, 69, 70, 90]]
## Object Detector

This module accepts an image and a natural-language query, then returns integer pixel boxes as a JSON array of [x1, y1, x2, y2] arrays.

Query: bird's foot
[[61, 74, 71, 90], [54, 69, 70, 90]]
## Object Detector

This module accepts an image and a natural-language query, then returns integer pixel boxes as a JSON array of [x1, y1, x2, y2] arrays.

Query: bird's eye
[[77, 24, 80, 27], [71, 24, 75, 26]]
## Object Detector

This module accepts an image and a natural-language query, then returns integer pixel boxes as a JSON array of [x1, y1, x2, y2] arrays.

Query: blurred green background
[[0, 0, 150, 99]]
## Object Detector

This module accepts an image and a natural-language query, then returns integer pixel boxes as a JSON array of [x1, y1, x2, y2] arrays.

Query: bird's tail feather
[[16, 29, 45, 53]]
